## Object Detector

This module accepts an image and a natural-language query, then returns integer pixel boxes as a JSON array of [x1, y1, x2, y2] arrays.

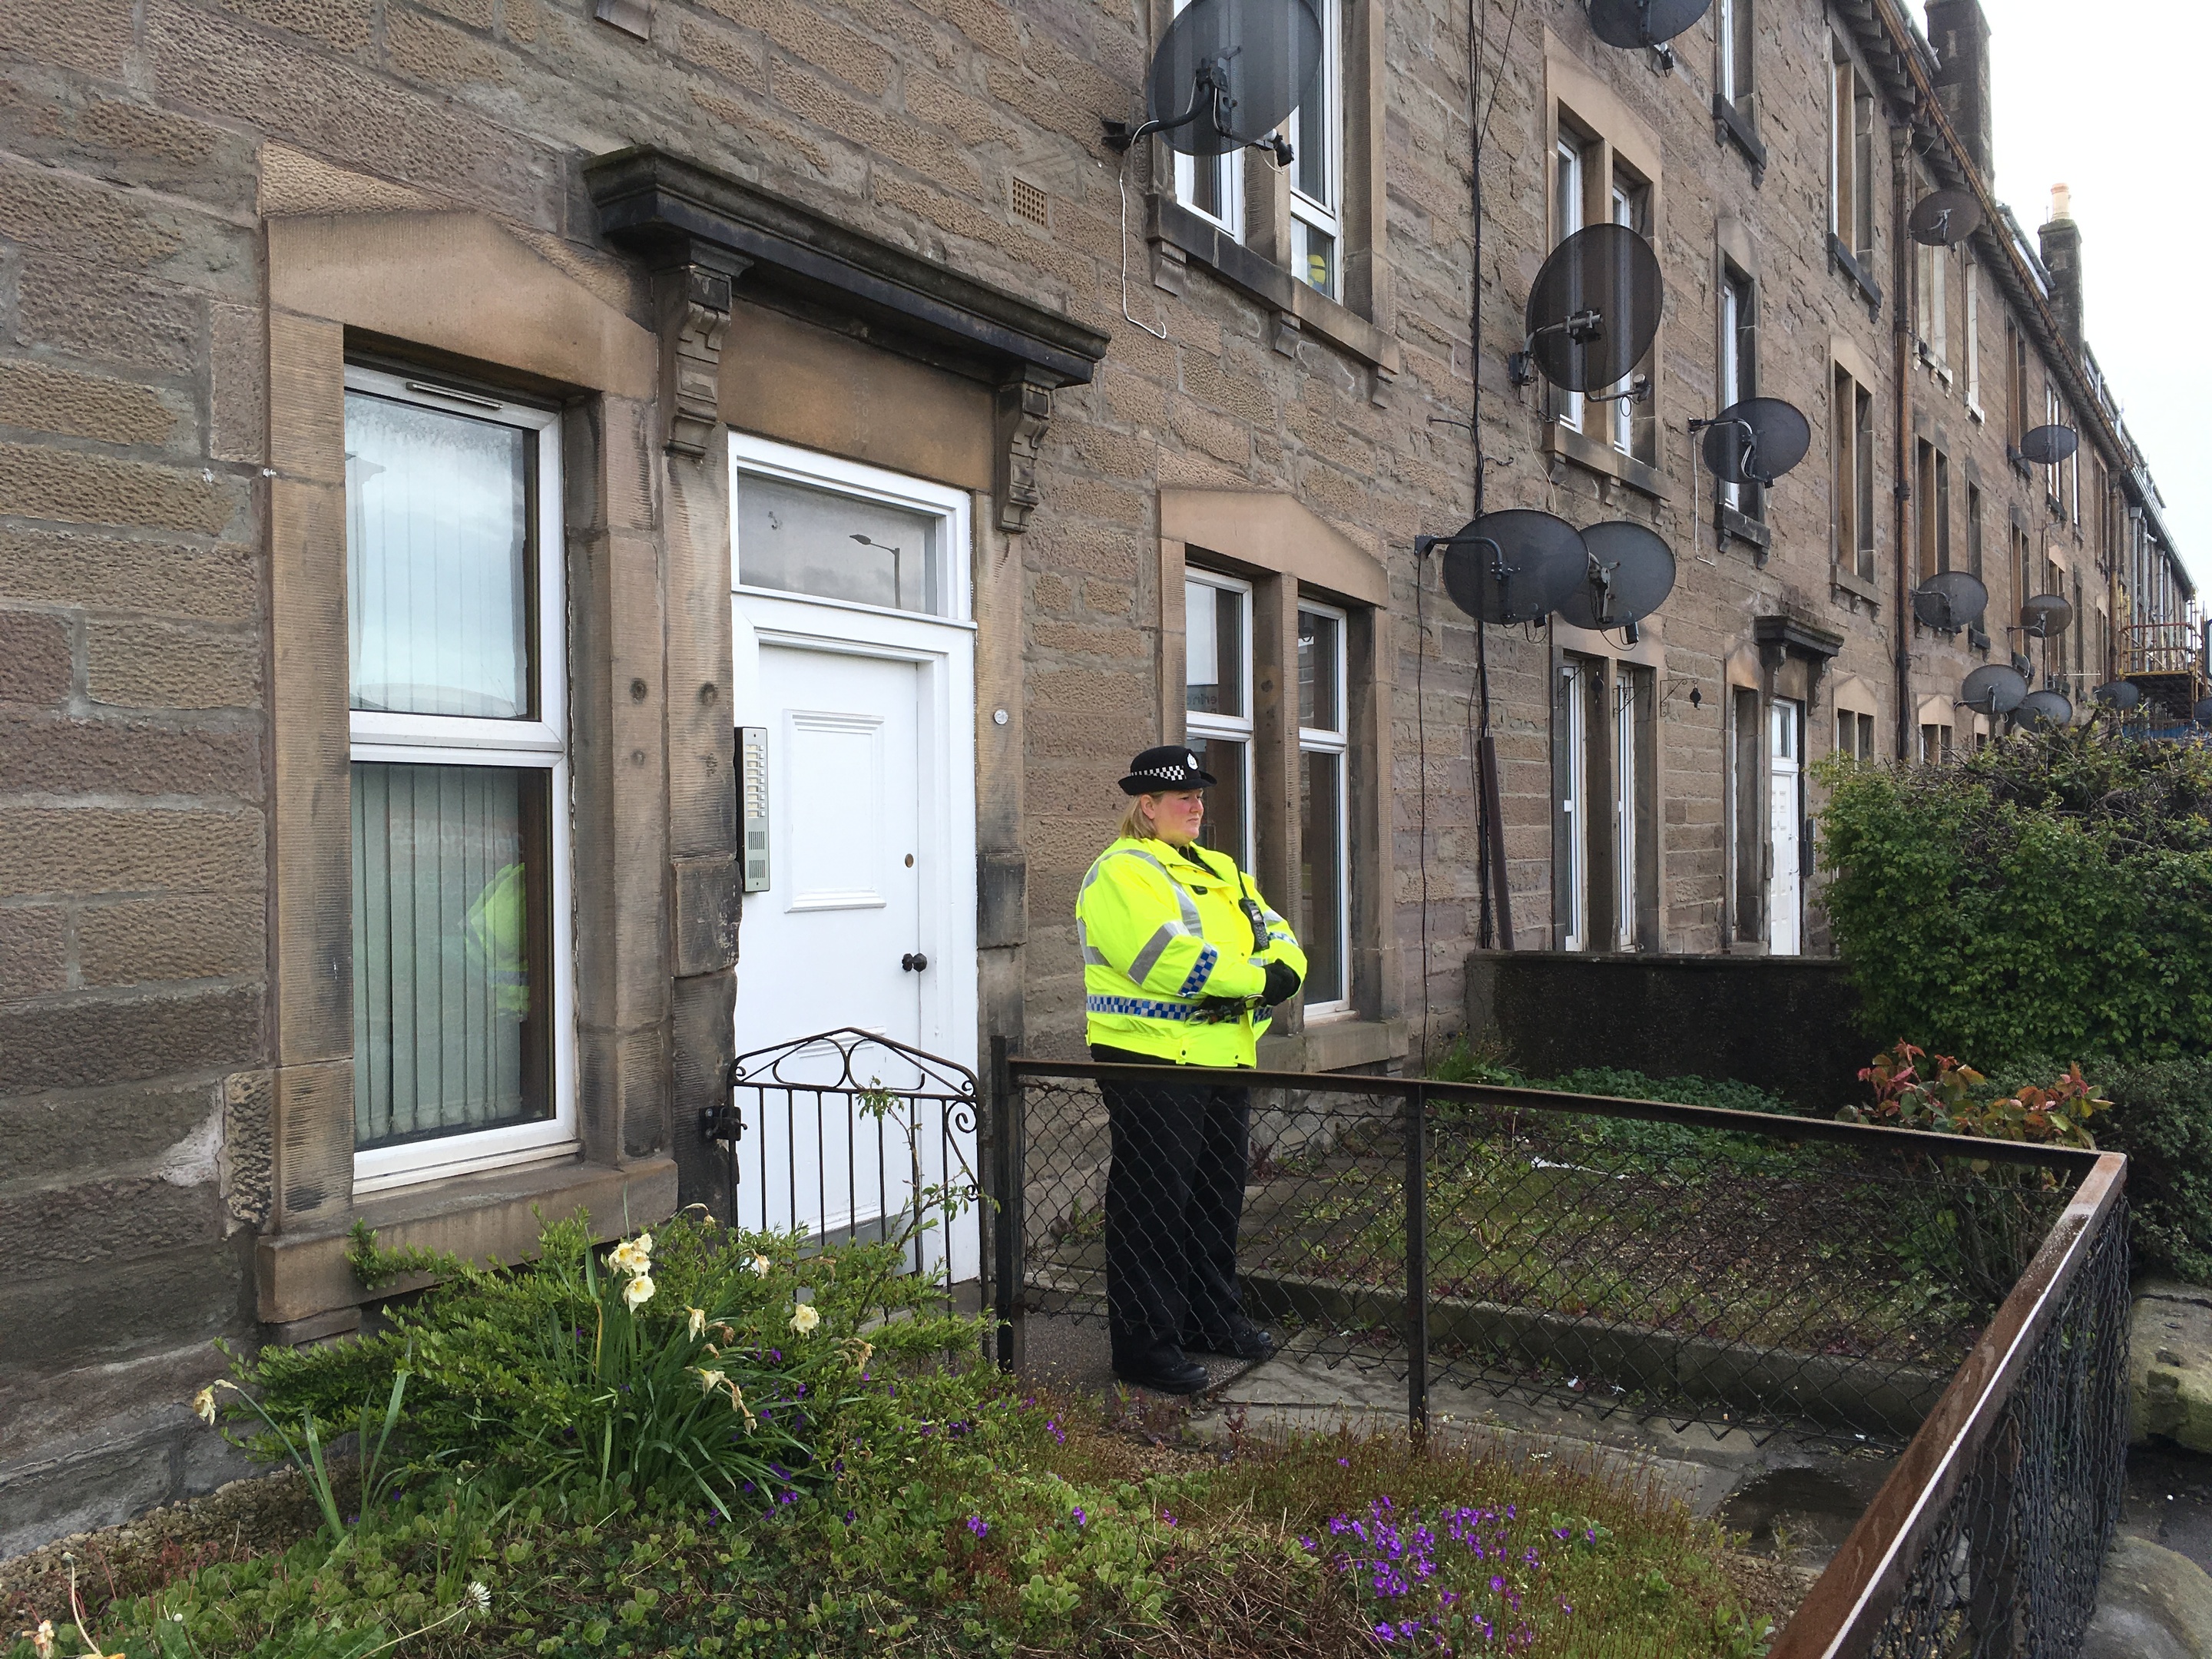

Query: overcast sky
[[1970, 0, 2207, 587]]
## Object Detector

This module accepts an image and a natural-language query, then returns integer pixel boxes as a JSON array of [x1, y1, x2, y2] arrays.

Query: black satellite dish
[[1960, 663, 2028, 717], [2093, 680, 2143, 712], [1912, 570, 1988, 634], [1586, 0, 1712, 48], [1909, 189, 1983, 247], [1438, 510, 1588, 626], [2018, 424, 2078, 466], [1700, 398, 1812, 486], [2195, 697, 2212, 726], [2020, 594, 2073, 638], [2015, 690, 2073, 728], [1124, 0, 1323, 157], [1558, 521, 1676, 631], [1520, 224, 1664, 393]]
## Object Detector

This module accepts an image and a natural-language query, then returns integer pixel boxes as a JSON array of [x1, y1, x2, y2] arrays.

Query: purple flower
[[966, 1515, 989, 1538], [1490, 1576, 1506, 1594], [1071, 1507, 1086, 1528], [1163, 1512, 1178, 1528], [843, 1508, 858, 1525], [1337, 1457, 1351, 1467]]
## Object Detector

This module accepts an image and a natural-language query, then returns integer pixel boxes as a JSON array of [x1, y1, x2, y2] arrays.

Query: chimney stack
[[1925, 0, 1994, 181], [2039, 183, 2084, 355]]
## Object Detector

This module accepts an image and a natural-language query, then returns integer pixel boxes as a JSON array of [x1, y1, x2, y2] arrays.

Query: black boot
[[1113, 1338, 1210, 1394], [1182, 1321, 1276, 1363]]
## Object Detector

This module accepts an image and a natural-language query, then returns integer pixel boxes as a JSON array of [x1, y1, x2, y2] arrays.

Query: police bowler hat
[[1119, 745, 1217, 795]]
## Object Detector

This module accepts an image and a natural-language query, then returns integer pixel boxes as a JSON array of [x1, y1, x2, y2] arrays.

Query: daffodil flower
[[790, 1302, 820, 1335], [608, 1234, 653, 1277], [687, 1306, 707, 1339], [190, 1386, 217, 1426], [697, 1367, 729, 1394], [749, 1253, 772, 1277], [622, 1273, 656, 1310], [28, 1620, 54, 1659]]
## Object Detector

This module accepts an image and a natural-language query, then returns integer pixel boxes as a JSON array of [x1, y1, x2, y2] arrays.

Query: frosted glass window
[[737, 472, 941, 613], [346, 392, 532, 718], [353, 763, 551, 1149]]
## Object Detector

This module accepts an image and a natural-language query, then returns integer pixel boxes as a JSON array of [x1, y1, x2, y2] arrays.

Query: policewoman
[[1075, 745, 1306, 1392]]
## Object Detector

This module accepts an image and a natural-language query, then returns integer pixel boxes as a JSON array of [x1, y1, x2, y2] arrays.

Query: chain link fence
[[990, 1052, 2129, 1654]]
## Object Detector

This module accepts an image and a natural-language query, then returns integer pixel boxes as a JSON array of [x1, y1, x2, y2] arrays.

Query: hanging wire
[[1115, 151, 1171, 342]]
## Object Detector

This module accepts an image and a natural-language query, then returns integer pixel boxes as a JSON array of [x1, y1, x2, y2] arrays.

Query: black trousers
[[1092, 1043, 1252, 1365]]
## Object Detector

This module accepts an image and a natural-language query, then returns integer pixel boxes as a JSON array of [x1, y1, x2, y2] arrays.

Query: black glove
[[1260, 959, 1303, 1007]]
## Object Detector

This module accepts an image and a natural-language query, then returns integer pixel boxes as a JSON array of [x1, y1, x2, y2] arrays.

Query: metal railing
[[988, 1050, 2128, 1655], [2124, 620, 2203, 676], [704, 1028, 982, 1285]]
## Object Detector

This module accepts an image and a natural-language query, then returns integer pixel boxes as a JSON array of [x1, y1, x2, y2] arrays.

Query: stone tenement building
[[0, 0, 2187, 1543]]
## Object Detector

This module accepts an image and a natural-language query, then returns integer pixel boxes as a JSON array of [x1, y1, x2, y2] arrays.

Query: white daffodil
[[608, 1234, 653, 1277], [622, 1273, 656, 1311], [697, 1367, 728, 1394], [190, 1386, 217, 1426], [28, 1621, 55, 1659], [790, 1302, 820, 1336], [467, 1582, 491, 1614], [687, 1306, 706, 1339], [748, 1253, 772, 1277]]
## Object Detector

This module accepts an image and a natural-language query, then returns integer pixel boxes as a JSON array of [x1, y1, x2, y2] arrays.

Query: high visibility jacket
[[1075, 836, 1306, 1067]]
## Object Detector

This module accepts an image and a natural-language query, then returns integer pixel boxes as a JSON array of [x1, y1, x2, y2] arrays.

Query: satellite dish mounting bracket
[[1508, 310, 1604, 387], [1102, 52, 1295, 167]]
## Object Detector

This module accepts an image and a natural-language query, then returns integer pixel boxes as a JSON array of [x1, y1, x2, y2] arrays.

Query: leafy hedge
[[1816, 727, 2212, 1068]]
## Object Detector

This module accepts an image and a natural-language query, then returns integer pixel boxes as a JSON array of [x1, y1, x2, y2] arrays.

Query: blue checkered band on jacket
[[1174, 943, 1220, 998], [1085, 995, 1197, 1021]]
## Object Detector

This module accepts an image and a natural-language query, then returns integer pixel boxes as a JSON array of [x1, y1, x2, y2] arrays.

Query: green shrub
[[213, 1213, 980, 1520], [1816, 727, 2212, 1068], [2098, 1058, 2212, 1281]]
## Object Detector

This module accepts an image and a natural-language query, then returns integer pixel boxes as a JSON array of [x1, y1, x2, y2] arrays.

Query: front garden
[[3, 1210, 1790, 1659]]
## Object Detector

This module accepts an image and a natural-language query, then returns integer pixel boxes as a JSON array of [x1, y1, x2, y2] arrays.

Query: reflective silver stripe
[[1128, 921, 1186, 986], [1076, 916, 1110, 966]]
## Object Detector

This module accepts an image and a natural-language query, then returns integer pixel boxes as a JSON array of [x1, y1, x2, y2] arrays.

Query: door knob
[[901, 952, 929, 972]]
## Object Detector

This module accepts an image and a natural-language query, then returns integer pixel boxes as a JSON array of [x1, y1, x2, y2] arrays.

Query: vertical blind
[[352, 762, 542, 1148], [346, 392, 532, 719]]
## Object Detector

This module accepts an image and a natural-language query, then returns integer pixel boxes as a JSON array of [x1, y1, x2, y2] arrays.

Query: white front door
[[1767, 698, 1802, 954], [727, 434, 979, 1283], [736, 644, 924, 1056]]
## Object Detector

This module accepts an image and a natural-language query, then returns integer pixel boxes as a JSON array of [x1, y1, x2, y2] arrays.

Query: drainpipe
[[1892, 124, 1914, 760]]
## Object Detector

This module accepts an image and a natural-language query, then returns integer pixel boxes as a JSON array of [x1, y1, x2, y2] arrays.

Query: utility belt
[[1187, 995, 1266, 1025]]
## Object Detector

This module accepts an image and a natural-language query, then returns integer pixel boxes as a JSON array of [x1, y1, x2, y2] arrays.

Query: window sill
[[1827, 234, 1882, 313], [1711, 96, 1767, 179], [255, 1154, 680, 1325], [1832, 565, 1880, 605], [1717, 503, 1770, 555], [1542, 419, 1669, 501], [1149, 197, 1400, 374], [1257, 1017, 1407, 1074]]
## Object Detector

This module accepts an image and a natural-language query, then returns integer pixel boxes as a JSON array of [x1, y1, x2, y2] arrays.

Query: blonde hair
[[1117, 794, 1157, 842]]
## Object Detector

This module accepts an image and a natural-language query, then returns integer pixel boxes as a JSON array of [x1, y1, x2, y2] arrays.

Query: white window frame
[[1612, 669, 1638, 952], [1553, 132, 1587, 432], [1717, 0, 1750, 106], [1558, 658, 1590, 952], [1608, 179, 1639, 455], [1287, 0, 1343, 298], [1184, 568, 1256, 873], [1296, 599, 1352, 1015], [1171, 0, 1243, 240], [345, 364, 578, 1196], [1963, 260, 1983, 419], [1719, 270, 1753, 511]]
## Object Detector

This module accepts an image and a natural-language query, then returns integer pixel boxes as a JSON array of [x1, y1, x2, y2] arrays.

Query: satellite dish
[[1143, 0, 1323, 157], [2020, 594, 2073, 638], [1912, 570, 1988, 634], [2196, 697, 2212, 726], [1586, 0, 1712, 48], [2015, 690, 2073, 728], [1700, 398, 1812, 485], [2092, 680, 2143, 712], [1558, 521, 1677, 631], [1439, 509, 1588, 626], [1959, 663, 2028, 717], [1909, 189, 1984, 247], [2018, 424, 2078, 466], [1522, 224, 1664, 392]]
